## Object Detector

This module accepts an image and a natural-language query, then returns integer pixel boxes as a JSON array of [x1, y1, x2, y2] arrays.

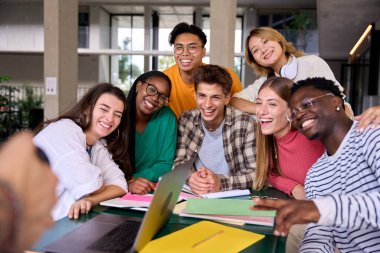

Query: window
[[111, 15, 144, 90]]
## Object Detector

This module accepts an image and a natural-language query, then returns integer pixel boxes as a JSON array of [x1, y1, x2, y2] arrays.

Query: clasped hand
[[188, 167, 221, 195]]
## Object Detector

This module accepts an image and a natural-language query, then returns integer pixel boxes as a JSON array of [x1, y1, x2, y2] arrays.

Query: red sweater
[[268, 130, 325, 196]]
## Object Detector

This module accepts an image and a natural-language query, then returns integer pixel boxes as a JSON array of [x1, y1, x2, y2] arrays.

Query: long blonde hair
[[245, 27, 304, 76], [253, 77, 294, 190]]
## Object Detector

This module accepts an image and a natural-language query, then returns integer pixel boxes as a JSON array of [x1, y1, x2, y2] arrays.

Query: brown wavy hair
[[35, 83, 132, 179], [245, 27, 304, 76]]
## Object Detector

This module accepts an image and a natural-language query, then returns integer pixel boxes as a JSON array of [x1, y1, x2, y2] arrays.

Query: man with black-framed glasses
[[164, 22, 243, 118]]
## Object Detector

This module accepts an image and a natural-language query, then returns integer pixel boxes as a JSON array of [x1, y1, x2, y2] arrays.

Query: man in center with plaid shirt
[[173, 64, 256, 195]]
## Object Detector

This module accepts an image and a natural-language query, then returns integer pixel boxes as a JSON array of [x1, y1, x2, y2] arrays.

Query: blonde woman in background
[[230, 27, 350, 117]]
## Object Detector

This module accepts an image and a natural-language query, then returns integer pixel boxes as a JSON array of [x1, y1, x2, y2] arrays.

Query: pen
[[192, 230, 224, 248]]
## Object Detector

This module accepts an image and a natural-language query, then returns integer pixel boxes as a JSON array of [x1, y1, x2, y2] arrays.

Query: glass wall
[[157, 14, 193, 71], [111, 11, 244, 90], [111, 15, 144, 91]]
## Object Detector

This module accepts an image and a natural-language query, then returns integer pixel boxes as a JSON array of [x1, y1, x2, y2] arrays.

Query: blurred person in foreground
[[0, 132, 57, 252]]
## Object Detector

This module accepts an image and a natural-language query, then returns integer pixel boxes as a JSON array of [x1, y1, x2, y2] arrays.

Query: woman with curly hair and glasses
[[125, 71, 177, 195]]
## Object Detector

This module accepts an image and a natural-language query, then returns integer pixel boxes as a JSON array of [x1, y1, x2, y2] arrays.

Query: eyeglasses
[[143, 82, 170, 105], [288, 93, 334, 122], [173, 44, 203, 55]]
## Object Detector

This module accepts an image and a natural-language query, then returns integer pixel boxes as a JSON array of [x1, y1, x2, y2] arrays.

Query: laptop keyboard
[[87, 219, 141, 253]]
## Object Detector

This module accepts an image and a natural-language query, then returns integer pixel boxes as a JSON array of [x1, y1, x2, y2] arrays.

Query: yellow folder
[[140, 220, 265, 253]]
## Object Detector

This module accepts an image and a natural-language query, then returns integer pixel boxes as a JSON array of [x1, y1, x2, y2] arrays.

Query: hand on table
[[188, 167, 221, 195], [128, 177, 155, 195], [68, 198, 93, 219], [250, 198, 320, 237]]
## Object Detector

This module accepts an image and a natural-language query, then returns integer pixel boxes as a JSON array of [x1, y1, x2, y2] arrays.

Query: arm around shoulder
[[230, 97, 257, 114]]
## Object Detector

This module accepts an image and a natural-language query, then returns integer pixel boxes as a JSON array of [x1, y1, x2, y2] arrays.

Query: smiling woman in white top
[[34, 83, 129, 221], [230, 27, 350, 116]]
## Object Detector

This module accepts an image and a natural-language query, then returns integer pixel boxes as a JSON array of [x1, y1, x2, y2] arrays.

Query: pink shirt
[[268, 130, 325, 196]]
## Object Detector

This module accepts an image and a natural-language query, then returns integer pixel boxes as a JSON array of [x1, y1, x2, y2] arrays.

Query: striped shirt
[[300, 121, 380, 253], [173, 105, 256, 191]]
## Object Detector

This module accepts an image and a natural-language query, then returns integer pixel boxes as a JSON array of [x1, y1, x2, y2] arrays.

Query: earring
[[336, 107, 340, 112], [288, 122, 292, 130]]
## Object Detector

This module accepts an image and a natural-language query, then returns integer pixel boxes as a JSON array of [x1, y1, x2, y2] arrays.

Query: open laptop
[[44, 160, 192, 253]]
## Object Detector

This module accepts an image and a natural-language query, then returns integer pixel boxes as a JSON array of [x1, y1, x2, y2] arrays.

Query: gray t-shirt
[[194, 120, 230, 176]]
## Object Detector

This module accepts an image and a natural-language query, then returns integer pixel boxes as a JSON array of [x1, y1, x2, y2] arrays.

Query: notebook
[[43, 160, 192, 253], [140, 220, 265, 253]]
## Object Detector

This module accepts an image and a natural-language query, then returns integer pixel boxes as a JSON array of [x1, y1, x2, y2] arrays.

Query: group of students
[[1, 22, 380, 252]]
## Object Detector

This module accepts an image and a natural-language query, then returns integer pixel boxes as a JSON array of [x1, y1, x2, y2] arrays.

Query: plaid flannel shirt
[[173, 105, 256, 191]]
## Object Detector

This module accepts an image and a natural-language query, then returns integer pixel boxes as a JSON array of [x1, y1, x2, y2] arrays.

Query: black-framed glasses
[[173, 44, 203, 55], [143, 82, 170, 105], [288, 93, 334, 122]]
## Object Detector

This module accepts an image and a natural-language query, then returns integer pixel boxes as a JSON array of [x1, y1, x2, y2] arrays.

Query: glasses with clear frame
[[288, 93, 334, 122], [143, 82, 170, 105], [173, 44, 203, 55]]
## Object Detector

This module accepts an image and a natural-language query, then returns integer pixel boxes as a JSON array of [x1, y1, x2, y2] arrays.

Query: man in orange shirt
[[164, 22, 243, 118]]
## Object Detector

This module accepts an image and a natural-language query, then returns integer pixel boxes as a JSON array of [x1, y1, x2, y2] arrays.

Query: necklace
[[202, 120, 216, 132], [206, 126, 216, 132]]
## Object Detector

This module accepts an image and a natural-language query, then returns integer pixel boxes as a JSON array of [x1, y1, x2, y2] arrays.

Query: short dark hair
[[194, 64, 232, 95], [168, 22, 207, 46], [291, 77, 345, 108]]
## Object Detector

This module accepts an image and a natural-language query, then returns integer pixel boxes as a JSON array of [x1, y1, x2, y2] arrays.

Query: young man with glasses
[[173, 64, 256, 194], [164, 22, 243, 118], [252, 77, 380, 252]]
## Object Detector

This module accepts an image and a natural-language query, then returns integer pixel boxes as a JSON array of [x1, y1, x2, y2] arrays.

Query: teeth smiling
[[144, 100, 154, 109], [99, 122, 111, 128], [181, 59, 191, 63], [263, 51, 272, 60], [302, 119, 314, 128], [260, 118, 273, 123]]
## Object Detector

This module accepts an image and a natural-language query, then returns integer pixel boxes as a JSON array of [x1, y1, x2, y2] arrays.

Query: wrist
[[82, 196, 97, 206]]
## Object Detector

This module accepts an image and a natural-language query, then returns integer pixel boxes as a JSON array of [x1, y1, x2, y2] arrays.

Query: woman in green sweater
[[126, 71, 177, 195]]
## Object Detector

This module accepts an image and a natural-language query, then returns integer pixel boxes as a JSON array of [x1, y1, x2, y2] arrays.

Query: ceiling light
[[349, 24, 373, 56]]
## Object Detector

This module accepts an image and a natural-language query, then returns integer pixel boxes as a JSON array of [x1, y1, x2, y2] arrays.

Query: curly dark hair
[[168, 22, 207, 46], [291, 77, 345, 108], [125, 71, 172, 179]]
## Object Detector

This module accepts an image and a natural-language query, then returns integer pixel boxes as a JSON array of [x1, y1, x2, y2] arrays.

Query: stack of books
[[174, 198, 275, 226]]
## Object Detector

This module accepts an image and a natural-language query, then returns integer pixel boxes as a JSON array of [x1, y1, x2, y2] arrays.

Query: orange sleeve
[[227, 68, 243, 95]]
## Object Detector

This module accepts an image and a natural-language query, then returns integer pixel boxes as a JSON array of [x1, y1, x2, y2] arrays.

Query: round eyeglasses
[[288, 93, 334, 122], [143, 82, 170, 105], [173, 44, 203, 55]]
